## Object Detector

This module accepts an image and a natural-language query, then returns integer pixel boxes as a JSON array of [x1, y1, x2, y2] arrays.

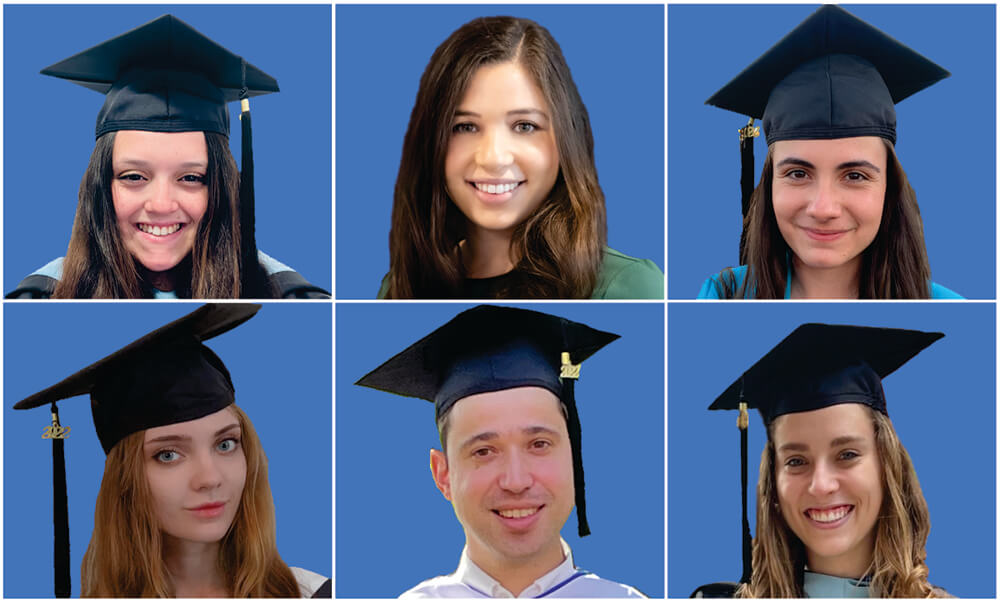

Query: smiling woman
[[380, 16, 662, 299]]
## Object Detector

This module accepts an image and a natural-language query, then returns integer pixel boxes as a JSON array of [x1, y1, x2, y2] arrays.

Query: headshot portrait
[[336, 5, 664, 299], [668, 302, 994, 597], [668, 4, 994, 299], [3, 5, 331, 298], [337, 303, 663, 597], [3, 303, 332, 597]]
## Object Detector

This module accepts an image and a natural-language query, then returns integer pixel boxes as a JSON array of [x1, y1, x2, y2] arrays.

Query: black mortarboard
[[356, 305, 620, 537], [699, 323, 942, 591], [13, 302, 260, 597], [41, 15, 277, 296], [705, 5, 950, 261]]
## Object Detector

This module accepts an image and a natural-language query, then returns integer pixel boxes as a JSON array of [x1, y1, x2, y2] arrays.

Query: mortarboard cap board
[[356, 305, 620, 537], [701, 323, 942, 589], [14, 302, 260, 597], [706, 4, 950, 146], [41, 15, 277, 297]]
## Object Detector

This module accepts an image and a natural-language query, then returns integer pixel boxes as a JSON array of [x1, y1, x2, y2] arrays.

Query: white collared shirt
[[399, 540, 646, 598]]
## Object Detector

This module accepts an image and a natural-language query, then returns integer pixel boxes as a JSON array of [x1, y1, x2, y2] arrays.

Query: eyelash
[[116, 173, 206, 184], [451, 122, 541, 135], [151, 437, 240, 464]]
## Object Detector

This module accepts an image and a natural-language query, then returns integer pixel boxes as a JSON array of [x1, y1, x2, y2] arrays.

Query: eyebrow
[[775, 157, 881, 173], [777, 435, 867, 453], [457, 425, 561, 452], [453, 108, 550, 119], [115, 159, 208, 170], [144, 422, 240, 445]]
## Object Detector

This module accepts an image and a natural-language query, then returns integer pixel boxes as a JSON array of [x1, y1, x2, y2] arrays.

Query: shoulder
[[6, 258, 63, 299], [551, 571, 648, 598], [593, 247, 663, 299], [399, 574, 478, 598], [289, 566, 331, 598], [929, 281, 964, 299], [258, 251, 330, 299], [697, 266, 747, 299]]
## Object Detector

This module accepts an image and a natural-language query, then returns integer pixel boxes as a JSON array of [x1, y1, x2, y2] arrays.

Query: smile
[[137, 223, 183, 237], [188, 501, 226, 518], [802, 227, 850, 242], [805, 504, 853, 524], [494, 506, 541, 519], [472, 181, 522, 194]]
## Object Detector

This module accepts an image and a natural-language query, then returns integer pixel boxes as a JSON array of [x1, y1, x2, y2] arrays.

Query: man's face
[[430, 387, 573, 570]]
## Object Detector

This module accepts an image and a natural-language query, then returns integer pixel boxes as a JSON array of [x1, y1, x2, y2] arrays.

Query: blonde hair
[[81, 405, 300, 597], [739, 408, 941, 598]]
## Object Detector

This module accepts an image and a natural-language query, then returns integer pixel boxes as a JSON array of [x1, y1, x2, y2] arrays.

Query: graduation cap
[[41, 14, 277, 297], [13, 302, 261, 597], [704, 323, 942, 589], [705, 5, 950, 262], [356, 305, 620, 537]]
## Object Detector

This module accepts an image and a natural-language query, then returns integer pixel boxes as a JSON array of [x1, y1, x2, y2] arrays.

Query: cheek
[[444, 139, 470, 187], [183, 191, 210, 225]]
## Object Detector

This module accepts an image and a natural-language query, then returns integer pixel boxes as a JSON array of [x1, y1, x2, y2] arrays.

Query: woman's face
[[772, 403, 883, 577], [445, 61, 559, 238], [112, 130, 210, 274], [143, 406, 247, 545], [771, 136, 887, 276]]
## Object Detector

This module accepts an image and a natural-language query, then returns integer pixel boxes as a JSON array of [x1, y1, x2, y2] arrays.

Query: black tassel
[[740, 416, 751, 584], [562, 379, 590, 537], [738, 119, 759, 265], [51, 403, 70, 598], [238, 59, 268, 298]]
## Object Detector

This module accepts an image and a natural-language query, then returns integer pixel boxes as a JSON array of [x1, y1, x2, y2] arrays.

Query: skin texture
[[112, 130, 209, 289], [772, 403, 883, 579], [771, 136, 887, 299], [445, 62, 560, 278], [429, 387, 573, 596]]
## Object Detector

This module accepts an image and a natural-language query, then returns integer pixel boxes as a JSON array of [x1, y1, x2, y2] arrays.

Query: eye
[[117, 173, 146, 182], [530, 439, 552, 451], [179, 174, 206, 184], [784, 169, 808, 180], [844, 171, 870, 182], [452, 122, 477, 134], [838, 449, 860, 461], [217, 437, 240, 453], [154, 449, 180, 464], [513, 121, 538, 134], [784, 456, 806, 468], [472, 447, 495, 459]]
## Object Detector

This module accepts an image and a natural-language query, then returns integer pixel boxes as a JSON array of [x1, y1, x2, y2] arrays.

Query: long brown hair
[[80, 405, 300, 597], [716, 140, 931, 299], [740, 408, 939, 598], [54, 131, 249, 299], [386, 16, 607, 299]]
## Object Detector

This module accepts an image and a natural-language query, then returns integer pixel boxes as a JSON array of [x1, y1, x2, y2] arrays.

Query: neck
[[466, 537, 565, 597], [138, 256, 192, 293], [162, 536, 227, 598], [462, 227, 515, 278], [789, 255, 861, 299]]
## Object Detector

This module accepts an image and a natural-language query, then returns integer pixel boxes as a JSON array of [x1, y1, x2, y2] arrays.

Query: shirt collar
[[803, 570, 871, 598], [455, 539, 577, 598]]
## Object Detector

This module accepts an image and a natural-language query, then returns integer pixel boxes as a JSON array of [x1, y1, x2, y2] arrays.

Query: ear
[[429, 448, 452, 501]]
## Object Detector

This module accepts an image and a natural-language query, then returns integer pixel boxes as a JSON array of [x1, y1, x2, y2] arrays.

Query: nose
[[498, 450, 533, 493], [190, 453, 223, 492], [475, 127, 514, 172], [807, 460, 839, 497], [145, 178, 178, 214], [805, 178, 842, 221]]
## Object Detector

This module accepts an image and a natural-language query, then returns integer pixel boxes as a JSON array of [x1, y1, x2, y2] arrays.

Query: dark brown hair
[[385, 16, 607, 299], [715, 140, 931, 299], [55, 131, 253, 298]]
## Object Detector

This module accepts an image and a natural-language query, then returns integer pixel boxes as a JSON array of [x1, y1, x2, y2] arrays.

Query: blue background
[[3, 302, 332, 597], [336, 302, 664, 597], [3, 5, 332, 294], [336, 5, 664, 298], [667, 302, 995, 597], [668, 5, 995, 299]]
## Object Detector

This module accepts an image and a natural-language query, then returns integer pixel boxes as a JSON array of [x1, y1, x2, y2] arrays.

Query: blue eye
[[217, 438, 239, 453], [155, 450, 180, 463]]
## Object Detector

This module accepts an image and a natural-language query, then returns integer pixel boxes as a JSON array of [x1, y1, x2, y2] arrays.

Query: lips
[[137, 223, 184, 237], [473, 181, 521, 194], [805, 504, 853, 525], [494, 506, 541, 519], [802, 227, 851, 242], [188, 501, 226, 518]]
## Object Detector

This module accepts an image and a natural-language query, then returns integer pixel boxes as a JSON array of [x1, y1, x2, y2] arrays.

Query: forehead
[[112, 130, 208, 162], [771, 403, 875, 448], [458, 61, 548, 112], [771, 136, 887, 164], [143, 405, 239, 443], [446, 386, 565, 439]]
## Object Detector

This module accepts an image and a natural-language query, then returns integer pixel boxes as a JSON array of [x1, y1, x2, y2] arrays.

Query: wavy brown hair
[[81, 405, 300, 597], [714, 140, 931, 299], [386, 16, 606, 299], [54, 131, 261, 299], [739, 408, 940, 598]]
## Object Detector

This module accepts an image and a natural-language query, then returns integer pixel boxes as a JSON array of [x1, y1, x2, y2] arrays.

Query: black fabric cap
[[14, 303, 260, 453], [706, 5, 949, 144], [355, 305, 618, 418], [40, 14, 279, 138], [709, 323, 943, 424]]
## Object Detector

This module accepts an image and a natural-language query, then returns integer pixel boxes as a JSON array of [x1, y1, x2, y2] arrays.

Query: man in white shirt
[[358, 306, 647, 598]]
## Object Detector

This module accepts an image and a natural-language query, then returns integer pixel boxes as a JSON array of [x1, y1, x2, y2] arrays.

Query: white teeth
[[807, 506, 851, 523], [139, 223, 181, 236], [475, 182, 519, 194], [498, 507, 539, 519]]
